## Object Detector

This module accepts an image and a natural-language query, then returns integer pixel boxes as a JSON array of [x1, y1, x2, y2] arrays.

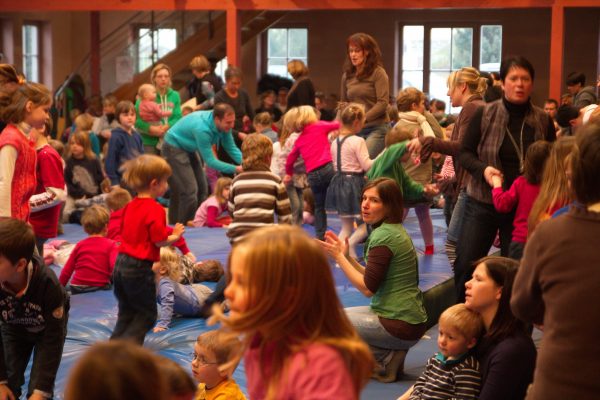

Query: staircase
[[112, 10, 288, 101]]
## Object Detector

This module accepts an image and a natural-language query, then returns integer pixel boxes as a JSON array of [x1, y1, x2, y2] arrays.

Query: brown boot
[[372, 349, 408, 383]]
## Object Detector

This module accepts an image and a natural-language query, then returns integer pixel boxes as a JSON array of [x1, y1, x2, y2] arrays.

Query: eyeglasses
[[190, 352, 219, 365]]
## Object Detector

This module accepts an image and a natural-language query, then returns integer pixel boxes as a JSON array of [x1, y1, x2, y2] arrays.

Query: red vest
[[0, 124, 37, 221]]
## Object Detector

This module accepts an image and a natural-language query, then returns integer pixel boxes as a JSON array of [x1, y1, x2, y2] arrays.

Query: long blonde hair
[[528, 136, 576, 234], [158, 247, 181, 282], [213, 225, 373, 399], [68, 130, 96, 160]]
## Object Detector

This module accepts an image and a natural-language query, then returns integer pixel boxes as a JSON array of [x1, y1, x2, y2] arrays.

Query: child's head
[[219, 225, 373, 397], [570, 121, 600, 206], [181, 106, 193, 116], [138, 83, 157, 101], [0, 217, 35, 270], [153, 246, 181, 282], [523, 140, 552, 185], [157, 357, 196, 400], [68, 130, 95, 160], [213, 177, 232, 204], [48, 139, 65, 158], [192, 330, 242, 389], [291, 105, 318, 132], [102, 94, 118, 115], [81, 205, 110, 235], [241, 133, 273, 170], [438, 304, 483, 359], [106, 187, 132, 211], [396, 87, 426, 114], [193, 259, 224, 282], [253, 111, 273, 132], [340, 103, 366, 133], [0, 82, 52, 129], [121, 154, 172, 193], [260, 90, 276, 108], [115, 100, 136, 130], [64, 340, 166, 400], [74, 113, 94, 133], [385, 124, 414, 150], [189, 55, 211, 77]]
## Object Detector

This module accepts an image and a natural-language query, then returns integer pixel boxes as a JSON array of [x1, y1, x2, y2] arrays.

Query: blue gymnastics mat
[[29, 209, 452, 400]]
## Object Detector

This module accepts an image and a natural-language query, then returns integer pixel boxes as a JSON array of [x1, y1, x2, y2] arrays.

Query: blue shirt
[[164, 111, 242, 174], [155, 278, 211, 329], [105, 126, 144, 185]]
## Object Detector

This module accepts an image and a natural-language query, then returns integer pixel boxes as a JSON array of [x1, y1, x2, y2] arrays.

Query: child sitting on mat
[[59, 205, 118, 294], [152, 246, 213, 332], [191, 330, 246, 400]]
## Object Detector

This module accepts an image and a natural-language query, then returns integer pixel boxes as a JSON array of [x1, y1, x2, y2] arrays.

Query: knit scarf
[[397, 111, 435, 138]]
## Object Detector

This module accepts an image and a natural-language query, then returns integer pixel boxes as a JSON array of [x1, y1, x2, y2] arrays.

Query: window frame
[[22, 22, 41, 82], [261, 25, 308, 79], [397, 22, 502, 105], [132, 24, 179, 73]]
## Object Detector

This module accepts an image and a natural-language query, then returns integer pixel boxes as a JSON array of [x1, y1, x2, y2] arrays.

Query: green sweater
[[366, 222, 427, 324], [366, 141, 424, 201], [135, 87, 182, 146]]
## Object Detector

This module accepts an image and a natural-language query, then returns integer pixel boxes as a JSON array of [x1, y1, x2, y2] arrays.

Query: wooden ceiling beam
[[5, 0, 599, 12]]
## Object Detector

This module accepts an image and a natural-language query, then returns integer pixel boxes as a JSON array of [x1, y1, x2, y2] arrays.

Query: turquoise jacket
[[164, 111, 241, 175]]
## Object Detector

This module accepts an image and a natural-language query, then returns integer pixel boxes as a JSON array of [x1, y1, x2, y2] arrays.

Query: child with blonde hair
[[227, 133, 292, 243], [284, 105, 340, 239], [190, 176, 232, 228], [216, 225, 374, 398], [110, 154, 185, 344], [59, 205, 118, 293], [64, 130, 106, 223], [492, 140, 552, 259], [74, 112, 101, 157], [326, 103, 374, 241], [398, 304, 483, 400], [105, 100, 144, 187], [253, 112, 277, 143], [152, 247, 213, 332], [191, 330, 246, 400]]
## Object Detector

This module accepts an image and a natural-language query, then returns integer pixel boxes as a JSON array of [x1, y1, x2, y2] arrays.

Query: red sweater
[[492, 176, 540, 243], [118, 197, 170, 262], [59, 236, 118, 287], [0, 124, 37, 221], [29, 145, 65, 238], [108, 207, 190, 255]]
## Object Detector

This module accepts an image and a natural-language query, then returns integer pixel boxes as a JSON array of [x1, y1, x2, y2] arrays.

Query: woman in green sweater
[[135, 63, 182, 154], [320, 177, 428, 383]]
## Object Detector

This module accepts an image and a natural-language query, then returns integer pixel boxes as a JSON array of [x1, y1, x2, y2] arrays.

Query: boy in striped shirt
[[227, 134, 291, 243], [399, 304, 483, 400]]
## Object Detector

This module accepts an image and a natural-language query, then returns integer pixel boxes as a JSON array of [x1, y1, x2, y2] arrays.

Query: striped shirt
[[227, 166, 292, 243], [410, 353, 481, 400]]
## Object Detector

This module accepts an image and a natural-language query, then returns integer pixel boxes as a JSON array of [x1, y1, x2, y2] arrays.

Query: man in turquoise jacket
[[163, 103, 241, 224]]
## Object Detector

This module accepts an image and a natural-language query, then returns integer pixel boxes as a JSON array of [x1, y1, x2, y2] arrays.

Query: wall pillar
[[549, 2, 564, 101], [90, 11, 101, 95], [226, 7, 241, 67]]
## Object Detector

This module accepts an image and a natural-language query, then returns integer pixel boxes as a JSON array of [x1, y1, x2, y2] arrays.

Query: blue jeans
[[446, 189, 468, 243], [286, 185, 304, 225], [453, 195, 515, 302], [163, 142, 208, 224], [346, 306, 419, 364], [307, 163, 335, 240], [358, 124, 389, 159], [110, 254, 157, 345]]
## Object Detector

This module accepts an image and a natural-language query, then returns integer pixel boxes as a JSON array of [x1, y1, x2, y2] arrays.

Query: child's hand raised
[[172, 223, 185, 238]]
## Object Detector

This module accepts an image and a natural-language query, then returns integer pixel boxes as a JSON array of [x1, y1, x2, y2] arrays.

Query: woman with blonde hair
[[408, 67, 487, 264], [135, 63, 182, 154], [286, 59, 316, 109], [216, 225, 374, 399]]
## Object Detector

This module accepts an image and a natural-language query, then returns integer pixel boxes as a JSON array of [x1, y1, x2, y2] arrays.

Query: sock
[[425, 245, 434, 255]]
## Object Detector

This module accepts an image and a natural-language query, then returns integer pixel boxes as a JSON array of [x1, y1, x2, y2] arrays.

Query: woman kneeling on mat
[[320, 177, 428, 382]]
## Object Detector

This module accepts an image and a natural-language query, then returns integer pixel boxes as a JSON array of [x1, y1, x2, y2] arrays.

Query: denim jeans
[[286, 185, 304, 225], [110, 254, 157, 345], [346, 306, 419, 364], [453, 195, 515, 302], [307, 163, 335, 240], [358, 124, 389, 159], [163, 142, 208, 224], [446, 189, 468, 243]]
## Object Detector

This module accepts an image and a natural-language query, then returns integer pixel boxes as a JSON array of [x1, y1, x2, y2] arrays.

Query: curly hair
[[343, 33, 383, 80]]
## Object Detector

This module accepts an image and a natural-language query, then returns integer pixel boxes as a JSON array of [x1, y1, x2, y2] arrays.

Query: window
[[214, 56, 228, 82], [267, 28, 307, 78], [22, 24, 40, 82], [400, 24, 502, 112], [136, 28, 177, 72]]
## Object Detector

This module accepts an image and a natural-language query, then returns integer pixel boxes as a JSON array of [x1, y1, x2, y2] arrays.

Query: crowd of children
[[1, 48, 600, 400]]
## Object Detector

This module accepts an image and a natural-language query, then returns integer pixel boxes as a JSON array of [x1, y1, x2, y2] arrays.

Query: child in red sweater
[[492, 141, 552, 260], [59, 205, 118, 293], [109, 155, 185, 345]]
